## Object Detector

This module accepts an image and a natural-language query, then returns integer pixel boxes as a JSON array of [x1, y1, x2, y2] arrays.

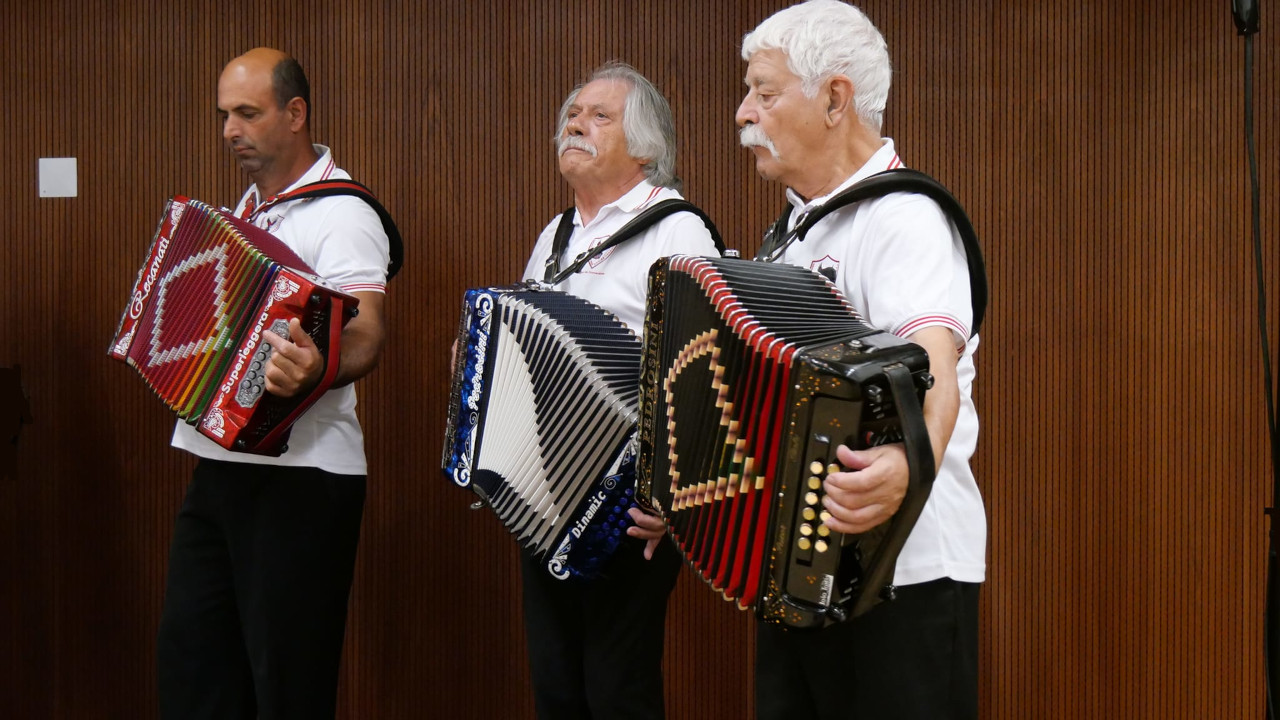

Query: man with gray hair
[[518, 61, 721, 719], [737, 2, 984, 719]]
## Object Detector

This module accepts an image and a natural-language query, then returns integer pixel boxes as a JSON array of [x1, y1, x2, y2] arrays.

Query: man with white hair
[[736, 2, 983, 718], [518, 61, 721, 719]]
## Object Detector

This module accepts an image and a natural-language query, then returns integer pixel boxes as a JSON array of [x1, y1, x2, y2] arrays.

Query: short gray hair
[[742, 0, 891, 132], [554, 61, 680, 189]]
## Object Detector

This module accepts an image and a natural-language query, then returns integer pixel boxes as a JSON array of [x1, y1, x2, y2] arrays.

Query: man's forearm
[[332, 291, 386, 388], [909, 326, 962, 472]]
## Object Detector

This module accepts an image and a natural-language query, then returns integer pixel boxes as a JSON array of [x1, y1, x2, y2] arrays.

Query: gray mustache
[[558, 136, 598, 157], [739, 125, 779, 159]]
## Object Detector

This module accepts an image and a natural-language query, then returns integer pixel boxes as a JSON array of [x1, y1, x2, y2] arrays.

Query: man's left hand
[[262, 318, 324, 398], [821, 443, 909, 535], [627, 506, 669, 560]]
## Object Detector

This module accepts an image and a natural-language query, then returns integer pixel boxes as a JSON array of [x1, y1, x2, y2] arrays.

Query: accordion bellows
[[109, 197, 357, 456], [638, 255, 936, 628], [443, 287, 641, 579]]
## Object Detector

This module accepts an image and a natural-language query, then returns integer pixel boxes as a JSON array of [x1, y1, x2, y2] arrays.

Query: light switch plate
[[39, 157, 78, 198]]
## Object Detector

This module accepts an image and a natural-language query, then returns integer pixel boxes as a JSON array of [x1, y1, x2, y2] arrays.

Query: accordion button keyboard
[[794, 453, 840, 562]]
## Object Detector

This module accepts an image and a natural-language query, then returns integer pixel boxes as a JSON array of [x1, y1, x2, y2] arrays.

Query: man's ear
[[824, 75, 855, 128], [286, 97, 308, 132]]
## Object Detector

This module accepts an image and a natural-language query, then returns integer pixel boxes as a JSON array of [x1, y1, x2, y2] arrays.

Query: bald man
[[156, 48, 390, 720]]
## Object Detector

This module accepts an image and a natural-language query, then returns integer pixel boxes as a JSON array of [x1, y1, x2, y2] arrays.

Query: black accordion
[[638, 256, 936, 628], [442, 285, 641, 579]]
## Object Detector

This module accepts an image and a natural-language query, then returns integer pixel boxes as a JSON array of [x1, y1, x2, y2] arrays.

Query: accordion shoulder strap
[[544, 199, 725, 284], [267, 179, 404, 281], [759, 168, 988, 337]]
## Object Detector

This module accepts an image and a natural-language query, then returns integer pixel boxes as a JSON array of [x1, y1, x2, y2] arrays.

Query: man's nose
[[734, 97, 754, 127]]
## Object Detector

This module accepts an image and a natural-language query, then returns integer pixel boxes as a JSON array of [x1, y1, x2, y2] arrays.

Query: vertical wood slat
[[1, 1, 1276, 718]]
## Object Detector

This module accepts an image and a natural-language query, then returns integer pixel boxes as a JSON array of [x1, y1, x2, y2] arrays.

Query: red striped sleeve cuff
[[896, 314, 970, 349], [341, 282, 387, 294]]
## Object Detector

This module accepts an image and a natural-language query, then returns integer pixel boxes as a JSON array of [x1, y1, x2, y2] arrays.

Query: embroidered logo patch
[[587, 236, 614, 271], [810, 255, 840, 281]]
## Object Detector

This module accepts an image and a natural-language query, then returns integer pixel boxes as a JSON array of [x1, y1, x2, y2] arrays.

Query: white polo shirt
[[171, 145, 390, 475], [774, 139, 986, 586], [522, 180, 720, 333]]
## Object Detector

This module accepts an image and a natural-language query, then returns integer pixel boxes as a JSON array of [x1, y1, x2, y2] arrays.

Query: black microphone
[[1233, 0, 1260, 35]]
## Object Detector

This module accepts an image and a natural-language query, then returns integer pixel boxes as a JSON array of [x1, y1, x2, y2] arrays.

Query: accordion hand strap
[[846, 361, 937, 620], [543, 199, 725, 284], [757, 168, 988, 337]]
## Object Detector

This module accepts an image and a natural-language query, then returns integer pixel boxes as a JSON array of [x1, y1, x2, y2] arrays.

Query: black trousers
[[756, 578, 980, 720], [521, 536, 683, 720], [156, 458, 365, 720]]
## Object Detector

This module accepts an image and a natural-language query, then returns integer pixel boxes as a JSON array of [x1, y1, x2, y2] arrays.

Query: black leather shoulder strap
[[543, 199, 724, 285], [760, 168, 987, 337], [275, 179, 404, 281]]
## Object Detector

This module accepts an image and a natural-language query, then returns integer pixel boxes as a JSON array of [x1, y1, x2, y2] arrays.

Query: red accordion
[[109, 196, 358, 455]]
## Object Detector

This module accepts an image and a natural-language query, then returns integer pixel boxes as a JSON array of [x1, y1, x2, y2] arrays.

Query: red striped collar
[[239, 148, 337, 222], [575, 181, 666, 228], [786, 142, 904, 211]]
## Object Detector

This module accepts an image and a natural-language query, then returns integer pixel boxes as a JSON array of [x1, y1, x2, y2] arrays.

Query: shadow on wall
[[1, 365, 33, 481]]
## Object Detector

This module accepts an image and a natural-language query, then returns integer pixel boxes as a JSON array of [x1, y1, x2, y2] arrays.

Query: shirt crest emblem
[[586, 236, 614, 270], [810, 255, 840, 281]]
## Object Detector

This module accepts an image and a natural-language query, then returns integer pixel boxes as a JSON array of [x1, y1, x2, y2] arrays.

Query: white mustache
[[739, 125, 779, 160], [558, 136, 598, 157]]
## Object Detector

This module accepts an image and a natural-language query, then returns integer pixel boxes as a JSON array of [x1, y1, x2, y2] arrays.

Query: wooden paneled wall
[[3, 1, 1276, 717]]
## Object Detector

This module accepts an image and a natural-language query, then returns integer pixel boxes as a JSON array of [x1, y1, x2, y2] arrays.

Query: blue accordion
[[442, 284, 640, 579]]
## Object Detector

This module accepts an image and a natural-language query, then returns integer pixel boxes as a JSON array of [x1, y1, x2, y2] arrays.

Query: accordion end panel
[[639, 255, 937, 630], [197, 269, 357, 456], [442, 288, 495, 489]]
